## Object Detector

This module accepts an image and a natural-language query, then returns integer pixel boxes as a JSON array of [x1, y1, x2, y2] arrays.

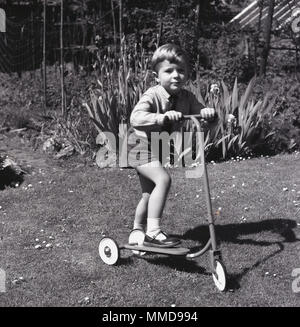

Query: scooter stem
[[188, 116, 218, 253]]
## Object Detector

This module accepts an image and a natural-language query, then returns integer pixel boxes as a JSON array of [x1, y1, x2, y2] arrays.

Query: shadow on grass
[[181, 218, 300, 290], [118, 257, 138, 266], [141, 255, 209, 276], [120, 247, 209, 275], [183, 218, 298, 245], [116, 245, 208, 274], [0, 166, 24, 190], [114, 219, 299, 292]]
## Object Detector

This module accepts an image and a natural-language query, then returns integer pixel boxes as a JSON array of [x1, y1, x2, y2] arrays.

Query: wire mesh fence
[[0, 1, 117, 114], [0, 5, 99, 75]]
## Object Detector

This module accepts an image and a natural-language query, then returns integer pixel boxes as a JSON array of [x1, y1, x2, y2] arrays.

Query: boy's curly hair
[[151, 43, 190, 73]]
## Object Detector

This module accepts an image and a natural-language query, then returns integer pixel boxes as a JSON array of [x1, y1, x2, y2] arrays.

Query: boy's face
[[155, 59, 188, 95]]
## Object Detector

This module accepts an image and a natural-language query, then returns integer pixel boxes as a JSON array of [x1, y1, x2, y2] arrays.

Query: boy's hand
[[200, 107, 215, 119], [164, 110, 183, 122]]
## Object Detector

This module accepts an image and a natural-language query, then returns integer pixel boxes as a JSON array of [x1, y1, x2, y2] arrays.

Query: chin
[[170, 88, 181, 94]]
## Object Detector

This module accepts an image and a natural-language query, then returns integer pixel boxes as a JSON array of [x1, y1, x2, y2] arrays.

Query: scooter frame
[[98, 115, 227, 291]]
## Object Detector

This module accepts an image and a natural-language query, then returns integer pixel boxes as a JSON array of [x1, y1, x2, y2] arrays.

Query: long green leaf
[[231, 78, 238, 113]]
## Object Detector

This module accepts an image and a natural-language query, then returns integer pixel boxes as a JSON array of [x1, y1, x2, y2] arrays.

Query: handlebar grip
[[209, 112, 218, 121], [162, 115, 170, 124]]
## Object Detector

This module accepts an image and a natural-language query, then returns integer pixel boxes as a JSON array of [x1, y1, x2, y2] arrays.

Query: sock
[[146, 218, 166, 240]]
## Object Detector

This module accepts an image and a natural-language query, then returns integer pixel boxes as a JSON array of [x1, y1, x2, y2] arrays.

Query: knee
[[157, 174, 171, 190]]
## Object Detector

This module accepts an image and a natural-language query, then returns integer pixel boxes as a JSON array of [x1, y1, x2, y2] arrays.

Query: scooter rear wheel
[[99, 237, 120, 265], [212, 260, 227, 291], [128, 229, 146, 256]]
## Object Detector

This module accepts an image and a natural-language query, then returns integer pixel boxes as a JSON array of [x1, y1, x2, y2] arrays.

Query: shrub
[[0, 155, 25, 189], [83, 39, 153, 161], [187, 77, 276, 160], [252, 75, 300, 154]]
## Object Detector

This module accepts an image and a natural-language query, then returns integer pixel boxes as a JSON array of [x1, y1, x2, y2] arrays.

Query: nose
[[172, 70, 180, 78]]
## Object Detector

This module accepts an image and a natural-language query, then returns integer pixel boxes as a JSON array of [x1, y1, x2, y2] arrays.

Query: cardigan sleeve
[[130, 93, 165, 131]]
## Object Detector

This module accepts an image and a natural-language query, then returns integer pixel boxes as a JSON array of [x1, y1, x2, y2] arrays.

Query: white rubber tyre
[[128, 229, 146, 256], [98, 237, 119, 265], [212, 260, 227, 291]]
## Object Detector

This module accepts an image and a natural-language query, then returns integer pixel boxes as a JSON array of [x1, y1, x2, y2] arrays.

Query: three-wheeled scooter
[[98, 114, 227, 291]]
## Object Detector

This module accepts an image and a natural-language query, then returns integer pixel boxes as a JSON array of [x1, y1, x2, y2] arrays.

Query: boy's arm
[[130, 95, 165, 131]]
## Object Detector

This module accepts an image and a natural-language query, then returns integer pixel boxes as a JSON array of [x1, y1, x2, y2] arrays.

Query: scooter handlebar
[[163, 112, 218, 124]]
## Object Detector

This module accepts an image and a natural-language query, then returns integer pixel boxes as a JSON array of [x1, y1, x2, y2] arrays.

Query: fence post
[[43, 0, 47, 111], [111, 0, 117, 55], [31, 3, 35, 74], [119, 0, 122, 49], [260, 0, 275, 76], [60, 0, 66, 118]]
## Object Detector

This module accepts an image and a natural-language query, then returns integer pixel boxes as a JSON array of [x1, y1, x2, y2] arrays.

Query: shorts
[[127, 137, 159, 168]]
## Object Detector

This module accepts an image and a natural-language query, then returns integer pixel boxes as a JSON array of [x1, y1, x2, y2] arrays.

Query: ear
[[152, 71, 159, 83]]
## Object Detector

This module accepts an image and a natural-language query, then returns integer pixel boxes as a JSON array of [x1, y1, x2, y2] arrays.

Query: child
[[129, 43, 215, 247]]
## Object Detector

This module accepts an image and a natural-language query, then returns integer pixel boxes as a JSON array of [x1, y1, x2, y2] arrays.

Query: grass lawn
[[0, 135, 300, 307]]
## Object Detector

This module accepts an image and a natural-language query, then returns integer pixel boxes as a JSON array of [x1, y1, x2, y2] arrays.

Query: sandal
[[143, 231, 181, 248]]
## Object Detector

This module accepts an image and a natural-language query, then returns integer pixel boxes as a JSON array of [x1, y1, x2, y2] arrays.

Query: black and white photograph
[[0, 0, 300, 311]]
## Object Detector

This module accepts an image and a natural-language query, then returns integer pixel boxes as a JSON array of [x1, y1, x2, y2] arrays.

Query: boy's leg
[[133, 173, 154, 231], [136, 161, 171, 221], [136, 161, 180, 247]]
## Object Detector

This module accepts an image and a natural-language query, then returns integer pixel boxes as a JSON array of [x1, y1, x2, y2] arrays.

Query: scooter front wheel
[[99, 237, 120, 265], [212, 260, 227, 291]]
